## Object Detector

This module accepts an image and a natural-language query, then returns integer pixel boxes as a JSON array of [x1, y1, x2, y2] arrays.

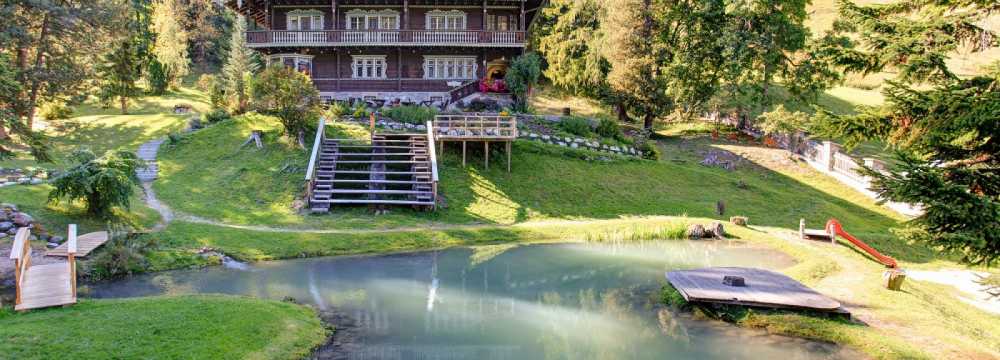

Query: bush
[[325, 102, 348, 119], [167, 132, 182, 144], [638, 141, 661, 160], [383, 105, 437, 125], [48, 149, 144, 220], [83, 230, 156, 281], [146, 59, 169, 95], [196, 74, 217, 92], [463, 98, 500, 112], [205, 108, 231, 124], [595, 117, 622, 140], [351, 102, 370, 119], [188, 116, 203, 130], [560, 116, 592, 137], [39, 101, 73, 120], [251, 65, 321, 141], [506, 52, 542, 111]]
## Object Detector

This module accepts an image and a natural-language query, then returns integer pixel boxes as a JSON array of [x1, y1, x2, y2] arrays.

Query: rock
[[686, 224, 706, 239], [51, 235, 64, 243], [1, 203, 17, 212], [542, 135, 551, 141], [13, 213, 33, 226], [557, 141, 567, 147], [708, 222, 725, 238], [529, 133, 538, 139], [47, 242, 59, 248], [730, 216, 748, 226], [7, 228, 16, 235], [28, 235, 37, 241], [17, 177, 30, 184], [29, 178, 43, 185], [416, 125, 426, 131], [448, 129, 459, 136], [575, 138, 585, 143], [570, 143, 579, 149], [0, 221, 13, 231]]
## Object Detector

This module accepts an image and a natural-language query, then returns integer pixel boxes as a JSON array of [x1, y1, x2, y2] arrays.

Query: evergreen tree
[[536, 0, 609, 97], [813, 0, 1000, 265], [98, 40, 143, 114], [222, 16, 258, 114], [151, 0, 190, 88]]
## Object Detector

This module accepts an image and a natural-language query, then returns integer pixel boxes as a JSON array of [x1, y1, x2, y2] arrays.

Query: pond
[[88, 240, 857, 359]]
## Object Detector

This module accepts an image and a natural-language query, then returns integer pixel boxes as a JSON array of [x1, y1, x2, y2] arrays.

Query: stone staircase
[[136, 139, 164, 182]]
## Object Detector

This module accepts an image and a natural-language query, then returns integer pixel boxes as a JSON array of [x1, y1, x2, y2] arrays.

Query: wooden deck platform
[[46, 231, 109, 257], [666, 267, 843, 312]]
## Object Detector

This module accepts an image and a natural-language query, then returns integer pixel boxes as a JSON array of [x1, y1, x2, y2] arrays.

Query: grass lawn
[[0, 86, 208, 170], [0, 184, 160, 237], [154, 114, 905, 236], [0, 295, 327, 360]]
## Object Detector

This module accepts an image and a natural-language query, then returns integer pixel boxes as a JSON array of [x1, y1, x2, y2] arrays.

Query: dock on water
[[666, 267, 846, 314]]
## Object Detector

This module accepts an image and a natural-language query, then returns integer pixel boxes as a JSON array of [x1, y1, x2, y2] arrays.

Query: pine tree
[[813, 0, 1000, 265], [99, 40, 143, 114], [151, 0, 190, 88], [222, 16, 258, 114]]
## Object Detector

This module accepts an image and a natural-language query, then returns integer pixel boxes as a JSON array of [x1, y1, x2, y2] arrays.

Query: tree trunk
[[25, 14, 52, 131], [120, 96, 128, 115], [643, 113, 654, 130], [616, 102, 630, 123]]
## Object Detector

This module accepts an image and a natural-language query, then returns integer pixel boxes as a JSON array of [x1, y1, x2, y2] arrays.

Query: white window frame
[[268, 54, 314, 75], [286, 10, 324, 30], [345, 9, 400, 30], [422, 56, 477, 80], [352, 55, 388, 79], [425, 10, 466, 30]]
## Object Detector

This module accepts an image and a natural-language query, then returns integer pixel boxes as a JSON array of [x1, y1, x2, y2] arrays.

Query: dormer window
[[426, 10, 466, 30], [287, 10, 324, 30]]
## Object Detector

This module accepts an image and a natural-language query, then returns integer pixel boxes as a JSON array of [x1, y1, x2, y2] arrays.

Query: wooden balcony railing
[[246, 30, 526, 46]]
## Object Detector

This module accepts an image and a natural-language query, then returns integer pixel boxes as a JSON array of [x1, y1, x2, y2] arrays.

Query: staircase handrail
[[305, 117, 327, 181], [426, 121, 439, 209], [10, 227, 31, 305]]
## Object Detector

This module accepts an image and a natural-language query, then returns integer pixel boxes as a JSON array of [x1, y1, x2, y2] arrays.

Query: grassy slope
[[154, 114, 903, 236], [0, 295, 327, 360]]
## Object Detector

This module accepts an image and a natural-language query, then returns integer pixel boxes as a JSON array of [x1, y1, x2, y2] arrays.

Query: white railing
[[426, 121, 439, 209], [305, 117, 327, 182], [342, 31, 400, 43], [491, 31, 520, 44], [833, 152, 866, 183], [412, 31, 478, 44], [272, 31, 327, 44]]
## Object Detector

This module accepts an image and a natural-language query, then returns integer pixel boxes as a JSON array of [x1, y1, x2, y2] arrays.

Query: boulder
[[51, 235, 64, 244], [686, 224, 706, 239], [730, 216, 748, 226], [12, 213, 33, 226], [0, 221, 13, 231], [708, 222, 725, 238], [570, 143, 579, 149], [1, 203, 17, 212], [7, 228, 16, 235]]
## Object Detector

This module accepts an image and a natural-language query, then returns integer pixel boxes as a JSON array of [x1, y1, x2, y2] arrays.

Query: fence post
[[822, 141, 840, 172]]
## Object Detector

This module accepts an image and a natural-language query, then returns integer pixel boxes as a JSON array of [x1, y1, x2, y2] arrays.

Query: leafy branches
[[251, 66, 321, 145], [48, 149, 145, 220]]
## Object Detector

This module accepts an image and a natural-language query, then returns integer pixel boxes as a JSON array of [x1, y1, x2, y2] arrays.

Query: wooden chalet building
[[225, 0, 542, 104]]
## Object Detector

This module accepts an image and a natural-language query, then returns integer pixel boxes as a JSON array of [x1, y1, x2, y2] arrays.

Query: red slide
[[826, 219, 898, 268]]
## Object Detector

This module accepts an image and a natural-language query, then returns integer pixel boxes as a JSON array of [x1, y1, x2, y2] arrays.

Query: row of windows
[[283, 9, 520, 31], [270, 54, 480, 80]]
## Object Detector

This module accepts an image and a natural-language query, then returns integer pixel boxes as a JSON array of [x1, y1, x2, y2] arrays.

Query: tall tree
[[0, 1, 119, 161], [222, 15, 257, 113], [178, 0, 233, 71], [505, 52, 542, 111], [151, 0, 190, 87], [99, 40, 143, 114], [813, 0, 1000, 265], [252, 65, 321, 146]]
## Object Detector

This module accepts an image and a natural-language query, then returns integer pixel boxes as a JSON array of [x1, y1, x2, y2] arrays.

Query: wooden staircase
[[307, 125, 438, 212]]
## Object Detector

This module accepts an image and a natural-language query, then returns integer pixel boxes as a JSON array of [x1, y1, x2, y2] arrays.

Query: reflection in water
[[88, 241, 856, 359]]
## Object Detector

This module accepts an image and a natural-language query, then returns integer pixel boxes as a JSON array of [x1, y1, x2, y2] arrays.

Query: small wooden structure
[[432, 114, 517, 172], [46, 231, 109, 257], [11, 225, 78, 311], [666, 267, 844, 313]]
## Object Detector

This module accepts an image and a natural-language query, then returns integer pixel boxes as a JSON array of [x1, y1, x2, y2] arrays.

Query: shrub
[[595, 117, 622, 140], [196, 74, 217, 91], [464, 98, 500, 112], [83, 230, 156, 281], [39, 101, 73, 120], [325, 102, 348, 119], [209, 76, 227, 109], [560, 116, 592, 137], [167, 132, 182, 144], [638, 141, 661, 160], [383, 105, 437, 125], [205, 108, 231, 123], [251, 65, 321, 142], [188, 116, 203, 130], [146, 59, 169, 95], [506, 52, 542, 111], [351, 102, 370, 119], [48, 149, 144, 220]]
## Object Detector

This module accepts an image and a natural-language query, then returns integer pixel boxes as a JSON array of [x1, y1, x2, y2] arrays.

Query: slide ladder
[[826, 219, 898, 268]]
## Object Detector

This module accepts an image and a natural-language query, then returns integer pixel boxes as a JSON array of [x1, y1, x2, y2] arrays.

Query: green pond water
[[88, 240, 857, 359]]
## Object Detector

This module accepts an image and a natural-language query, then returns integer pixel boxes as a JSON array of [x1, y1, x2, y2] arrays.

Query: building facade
[[226, 0, 541, 104]]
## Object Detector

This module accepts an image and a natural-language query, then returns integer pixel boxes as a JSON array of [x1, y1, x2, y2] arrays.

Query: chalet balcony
[[246, 30, 526, 48]]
